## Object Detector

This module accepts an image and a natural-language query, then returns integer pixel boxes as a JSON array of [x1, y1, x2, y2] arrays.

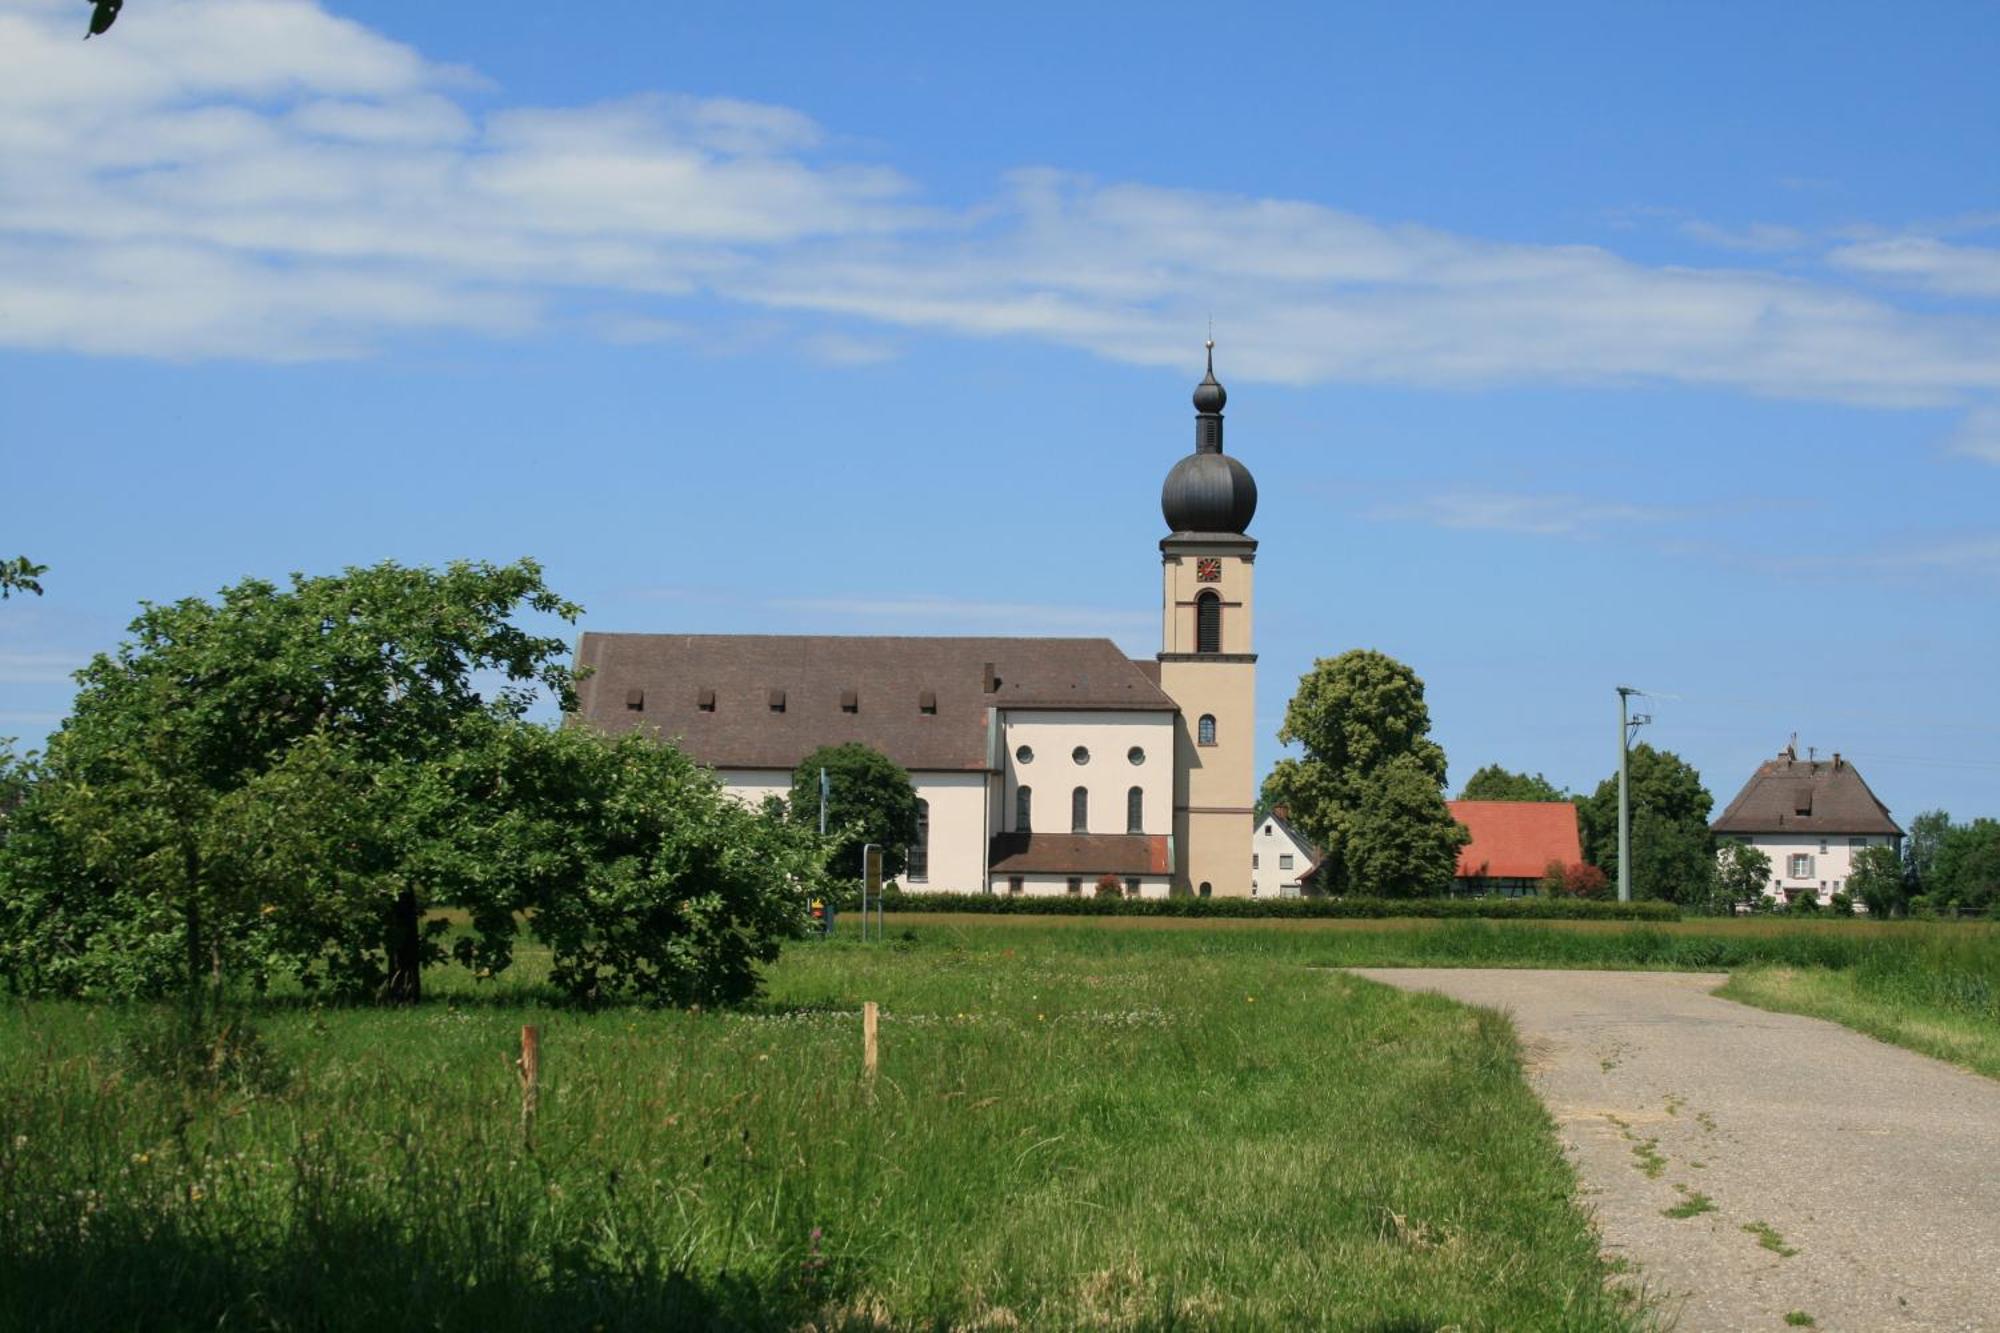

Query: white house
[[1251, 808, 1319, 898], [1710, 746, 1903, 907], [570, 347, 1265, 899]]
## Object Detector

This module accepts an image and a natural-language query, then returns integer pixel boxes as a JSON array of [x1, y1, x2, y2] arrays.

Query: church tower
[[1158, 343, 1258, 897]]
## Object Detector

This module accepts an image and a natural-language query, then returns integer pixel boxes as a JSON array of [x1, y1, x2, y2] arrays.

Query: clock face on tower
[[1195, 558, 1222, 583]]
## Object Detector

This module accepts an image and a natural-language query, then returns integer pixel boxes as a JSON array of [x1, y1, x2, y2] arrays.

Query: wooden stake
[[517, 1024, 541, 1145], [862, 1002, 878, 1080]]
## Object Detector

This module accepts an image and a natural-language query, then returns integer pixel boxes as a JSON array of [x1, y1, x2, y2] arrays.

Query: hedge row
[[860, 892, 1681, 922]]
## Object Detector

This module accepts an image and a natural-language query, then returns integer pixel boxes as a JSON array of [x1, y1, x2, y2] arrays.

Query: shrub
[[875, 893, 1678, 922], [1540, 861, 1609, 899], [1095, 874, 1122, 899], [1828, 891, 1855, 917]]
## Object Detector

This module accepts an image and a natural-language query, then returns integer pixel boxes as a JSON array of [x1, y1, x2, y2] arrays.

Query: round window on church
[[1127, 746, 1145, 766], [1015, 745, 1034, 765], [1072, 746, 1090, 765]]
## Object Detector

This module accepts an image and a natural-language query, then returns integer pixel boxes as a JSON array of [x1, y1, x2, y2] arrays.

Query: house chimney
[[981, 662, 999, 693], [1833, 752, 1843, 770]]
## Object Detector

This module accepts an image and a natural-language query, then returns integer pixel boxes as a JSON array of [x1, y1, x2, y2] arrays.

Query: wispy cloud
[[1780, 533, 2000, 582], [1946, 405, 2000, 463], [4, 0, 2000, 425], [1369, 491, 1681, 538], [1829, 237, 2000, 299], [1680, 220, 1810, 253], [769, 594, 1153, 634], [0, 649, 84, 684]]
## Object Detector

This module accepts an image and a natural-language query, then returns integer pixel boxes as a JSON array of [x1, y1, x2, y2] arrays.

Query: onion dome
[[1161, 340, 1257, 535]]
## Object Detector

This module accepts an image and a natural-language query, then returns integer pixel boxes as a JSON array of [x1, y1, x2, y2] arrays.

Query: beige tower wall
[[1158, 537, 1257, 897]]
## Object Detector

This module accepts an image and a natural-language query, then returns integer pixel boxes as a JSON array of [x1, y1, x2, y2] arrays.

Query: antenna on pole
[[1616, 686, 1653, 904]]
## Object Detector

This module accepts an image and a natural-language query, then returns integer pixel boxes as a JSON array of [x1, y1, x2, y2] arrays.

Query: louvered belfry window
[[1196, 591, 1221, 654]]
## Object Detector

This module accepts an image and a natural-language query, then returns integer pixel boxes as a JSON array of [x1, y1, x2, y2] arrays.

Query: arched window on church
[[1196, 591, 1221, 654], [1016, 785, 1032, 833], [907, 799, 929, 882], [1071, 786, 1088, 833], [1127, 786, 1143, 834], [1198, 714, 1217, 746]]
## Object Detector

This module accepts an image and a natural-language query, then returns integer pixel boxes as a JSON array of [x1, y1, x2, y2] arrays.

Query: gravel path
[[1348, 969, 2000, 1332]]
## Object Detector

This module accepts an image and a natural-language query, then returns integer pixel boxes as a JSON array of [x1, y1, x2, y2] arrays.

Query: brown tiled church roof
[[573, 634, 1174, 773], [987, 833, 1173, 875], [1710, 752, 1903, 837]]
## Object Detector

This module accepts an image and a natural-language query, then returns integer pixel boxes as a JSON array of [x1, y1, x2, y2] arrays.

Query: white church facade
[[573, 347, 1262, 897]]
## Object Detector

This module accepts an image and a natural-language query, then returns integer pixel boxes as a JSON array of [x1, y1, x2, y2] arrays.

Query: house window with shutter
[[1788, 853, 1814, 878]]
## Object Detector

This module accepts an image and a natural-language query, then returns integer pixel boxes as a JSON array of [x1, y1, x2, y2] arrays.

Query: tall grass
[[0, 927, 1645, 1331]]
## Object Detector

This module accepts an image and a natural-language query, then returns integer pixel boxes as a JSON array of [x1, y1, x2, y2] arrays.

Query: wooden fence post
[[862, 1001, 878, 1081], [517, 1024, 541, 1145]]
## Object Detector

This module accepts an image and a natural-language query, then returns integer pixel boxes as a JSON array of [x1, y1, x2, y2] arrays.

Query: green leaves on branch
[[1262, 650, 1466, 898], [1458, 764, 1569, 802], [790, 743, 920, 882], [1576, 744, 1715, 904], [0, 556, 46, 600], [0, 559, 826, 1006]]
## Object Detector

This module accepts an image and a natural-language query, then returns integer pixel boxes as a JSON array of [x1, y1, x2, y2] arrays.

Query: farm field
[[5, 915, 1995, 1330], [2, 921, 1644, 1332]]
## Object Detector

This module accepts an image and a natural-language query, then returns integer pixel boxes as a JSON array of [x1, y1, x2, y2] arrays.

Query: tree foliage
[[1458, 764, 1568, 802], [1904, 809, 1953, 893], [1848, 844, 1907, 918], [0, 560, 825, 1006], [1709, 841, 1773, 914], [790, 743, 919, 882], [1930, 819, 2000, 912], [1575, 744, 1714, 902], [0, 556, 45, 600], [1263, 650, 1466, 898]]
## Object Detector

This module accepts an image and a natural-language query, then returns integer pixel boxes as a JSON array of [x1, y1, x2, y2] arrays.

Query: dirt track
[[1349, 969, 2000, 1332]]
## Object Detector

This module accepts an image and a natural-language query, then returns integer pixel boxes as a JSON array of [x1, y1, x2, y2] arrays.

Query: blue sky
[[4, 0, 1999, 822]]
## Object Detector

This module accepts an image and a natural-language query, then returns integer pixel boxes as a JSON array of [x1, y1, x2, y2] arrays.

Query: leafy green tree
[[791, 743, 920, 882], [1848, 844, 1907, 918], [1930, 819, 2000, 912], [0, 556, 45, 600], [1262, 650, 1466, 897], [1709, 841, 1773, 913], [0, 560, 579, 1001], [1576, 745, 1714, 902], [1458, 764, 1568, 802], [1904, 809, 1952, 893]]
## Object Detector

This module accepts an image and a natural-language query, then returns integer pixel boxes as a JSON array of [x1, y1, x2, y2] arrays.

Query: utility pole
[[819, 767, 829, 837], [1615, 686, 1652, 903]]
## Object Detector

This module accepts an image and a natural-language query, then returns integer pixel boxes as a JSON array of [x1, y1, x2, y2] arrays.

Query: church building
[[573, 346, 1261, 897]]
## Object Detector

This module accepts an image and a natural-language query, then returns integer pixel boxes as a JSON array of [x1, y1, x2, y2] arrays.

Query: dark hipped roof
[[987, 833, 1173, 876], [1711, 752, 1903, 837], [574, 634, 1175, 773], [1448, 800, 1584, 880]]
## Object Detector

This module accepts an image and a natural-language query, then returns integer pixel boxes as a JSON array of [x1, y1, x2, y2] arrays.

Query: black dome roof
[[1162, 451, 1257, 534], [1161, 342, 1256, 535]]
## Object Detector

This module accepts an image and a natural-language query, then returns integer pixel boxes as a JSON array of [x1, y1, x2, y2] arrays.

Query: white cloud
[[1945, 405, 2000, 463], [1369, 491, 1678, 538], [769, 595, 1153, 634], [1680, 220, 1809, 253], [1830, 237, 2000, 299], [2, 0, 2000, 426], [0, 649, 84, 685]]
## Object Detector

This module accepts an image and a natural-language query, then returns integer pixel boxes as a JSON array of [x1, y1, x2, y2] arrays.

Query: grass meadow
[[1, 921, 1645, 1332], [3, 914, 1995, 1331]]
